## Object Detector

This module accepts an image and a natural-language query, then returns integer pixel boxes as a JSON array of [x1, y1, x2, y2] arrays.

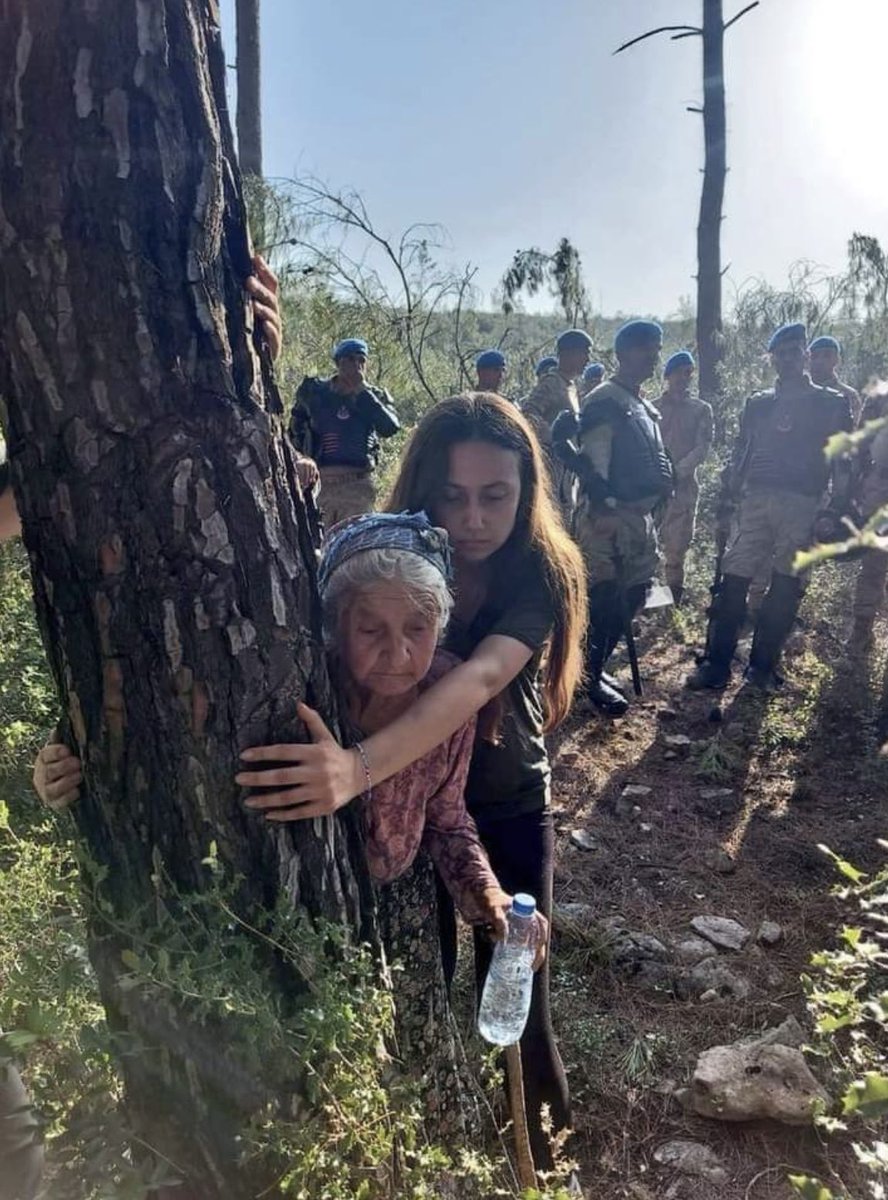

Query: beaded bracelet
[[353, 741, 372, 802]]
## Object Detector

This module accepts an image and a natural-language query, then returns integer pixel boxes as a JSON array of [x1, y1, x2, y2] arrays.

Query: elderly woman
[[36, 511, 545, 1140]]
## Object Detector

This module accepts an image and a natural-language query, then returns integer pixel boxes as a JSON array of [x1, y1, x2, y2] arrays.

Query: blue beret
[[333, 338, 369, 361], [664, 350, 695, 375], [476, 349, 507, 371], [556, 328, 593, 354], [535, 355, 558, 378], [583, 362, 605, 382], [767, 323, 806, 353], [808, 335, 841, 354], [614, 320, 663, 353]]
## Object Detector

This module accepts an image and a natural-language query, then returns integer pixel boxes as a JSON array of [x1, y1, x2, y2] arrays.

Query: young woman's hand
[[236, 702, 365, 821], [246, 255, 282, 361], [480, 890, 549, 971], [33, 742, 82, 810]]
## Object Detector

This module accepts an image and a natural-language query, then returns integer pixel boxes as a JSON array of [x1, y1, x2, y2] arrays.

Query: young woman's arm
[[236, 633, 534, 822], [0, 483, 20, 542]]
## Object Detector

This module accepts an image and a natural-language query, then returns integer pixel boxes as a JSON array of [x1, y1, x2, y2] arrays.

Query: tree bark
[[0, 1, 374, 1192], [696, 0, 726, 404], [235, 0, 262, 179]]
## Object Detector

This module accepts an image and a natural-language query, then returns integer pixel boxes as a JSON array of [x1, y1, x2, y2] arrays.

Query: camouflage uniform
[[553, 379, 673, 707], [318, 466, 378, 526], [849, 391, 888, 650], [689, 373, 852, 689], [655, 391, 713, 600], [521, 371, 580, 524]]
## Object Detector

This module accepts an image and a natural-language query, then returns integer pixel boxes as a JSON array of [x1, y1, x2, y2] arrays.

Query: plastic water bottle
[[477, 893, 537, 1046]]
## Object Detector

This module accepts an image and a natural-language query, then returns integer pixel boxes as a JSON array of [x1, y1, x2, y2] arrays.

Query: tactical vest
[[582, 390, 674, 503], [292, 379, 381, 470], [742, 384, 851, 497]]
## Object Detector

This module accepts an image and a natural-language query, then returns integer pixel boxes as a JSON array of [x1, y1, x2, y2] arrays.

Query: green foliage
[[790, 846, 888, 1200]]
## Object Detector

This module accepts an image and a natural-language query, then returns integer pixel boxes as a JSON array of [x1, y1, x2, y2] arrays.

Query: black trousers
[[438, 806, 571, 1170]]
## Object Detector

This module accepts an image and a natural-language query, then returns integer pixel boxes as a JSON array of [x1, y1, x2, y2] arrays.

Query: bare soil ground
[[543, 567, 888, 1199]]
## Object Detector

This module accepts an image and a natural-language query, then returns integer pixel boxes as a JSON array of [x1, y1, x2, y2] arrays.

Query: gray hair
[[321, 547, 453, 646]]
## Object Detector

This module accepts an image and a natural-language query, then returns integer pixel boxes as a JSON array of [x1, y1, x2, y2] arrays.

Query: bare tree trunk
[[0, 2, 375, 1192], [235, 0, 262, 177], [696, 0, 726, 403]]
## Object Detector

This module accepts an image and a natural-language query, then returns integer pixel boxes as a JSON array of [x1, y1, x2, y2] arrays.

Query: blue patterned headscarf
[[317, 511, 452, 596]]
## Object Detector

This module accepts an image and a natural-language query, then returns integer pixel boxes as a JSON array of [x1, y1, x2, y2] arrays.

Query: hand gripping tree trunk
[[0, 2, 378, 1192]]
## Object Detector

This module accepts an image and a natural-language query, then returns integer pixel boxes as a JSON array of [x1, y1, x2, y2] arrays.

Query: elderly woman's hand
[[246, 254, 283, 361], [480, 890, 549, 971], [236, 702, 365, 821], [34, 741, 82, 810]]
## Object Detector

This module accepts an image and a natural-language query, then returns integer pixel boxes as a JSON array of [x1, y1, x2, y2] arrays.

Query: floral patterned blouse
[[361, 650, 501, 924]]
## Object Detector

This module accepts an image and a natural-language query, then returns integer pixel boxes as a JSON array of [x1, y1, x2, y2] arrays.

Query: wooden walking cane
[[505, 1043, 537, 1190]]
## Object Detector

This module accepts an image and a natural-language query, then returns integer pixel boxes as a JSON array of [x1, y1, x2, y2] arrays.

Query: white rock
[[690, 1040, 828, 1124], [663, 734, 693, 749], [570, 828, 598, 852], [673, 936, 714, 964], [653, 1139, 728, 1185], [757, 919, 784, 946]]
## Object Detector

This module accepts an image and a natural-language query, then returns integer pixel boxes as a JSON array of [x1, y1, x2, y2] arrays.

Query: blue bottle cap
[[512, 893, 536, 917]]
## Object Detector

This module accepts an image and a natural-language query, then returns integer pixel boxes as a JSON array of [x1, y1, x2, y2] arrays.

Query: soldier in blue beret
[[475, 349, 508, 393], [522, 329, 592, 523], [552, 321, 671, 714], [808, 335, 861, 424], [656, 351, 712, 606], [688, 323, 854, 692], [580, 361, 606, 399], [290, 338, 401, 526]]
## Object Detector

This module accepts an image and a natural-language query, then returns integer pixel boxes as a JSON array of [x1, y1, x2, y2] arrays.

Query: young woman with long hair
[[238, 393, 587, 1169]]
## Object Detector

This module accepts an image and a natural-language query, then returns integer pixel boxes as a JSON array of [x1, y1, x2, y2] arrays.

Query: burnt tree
[[0, 1, 378, 1193], [615, 1, 759, 404], [235, 0, 262, 179]]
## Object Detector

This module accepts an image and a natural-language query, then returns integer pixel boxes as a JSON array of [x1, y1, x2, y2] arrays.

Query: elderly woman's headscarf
[[317, 511, 452, 596]]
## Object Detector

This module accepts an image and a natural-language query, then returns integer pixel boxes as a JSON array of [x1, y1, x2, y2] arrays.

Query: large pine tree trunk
[[0, 1, 375, 1192], [696, 0, 726, 404]]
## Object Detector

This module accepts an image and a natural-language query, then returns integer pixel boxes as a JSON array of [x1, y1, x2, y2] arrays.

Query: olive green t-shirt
[[445, 561, 554, 823]]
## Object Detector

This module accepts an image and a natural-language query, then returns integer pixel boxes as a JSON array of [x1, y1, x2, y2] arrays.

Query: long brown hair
[[387, 392, 587, 730]]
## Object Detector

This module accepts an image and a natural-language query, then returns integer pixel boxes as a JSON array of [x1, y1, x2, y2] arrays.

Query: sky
[[219, 0, 888, 318]]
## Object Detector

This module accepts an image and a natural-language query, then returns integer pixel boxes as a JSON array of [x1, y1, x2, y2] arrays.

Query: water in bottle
[[477, 893, 537, 1046]]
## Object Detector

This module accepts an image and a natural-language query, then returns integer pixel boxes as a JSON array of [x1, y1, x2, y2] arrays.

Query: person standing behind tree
[[521, 329, 592, 523], [289, 338, 400, 526], [552, 321, 673, 715], [686, 323, 853, 692], [809, 335, 861, 425], [848, 383, 888, 655], [655, 351, 713, 605], [474, 348, 508, 394]]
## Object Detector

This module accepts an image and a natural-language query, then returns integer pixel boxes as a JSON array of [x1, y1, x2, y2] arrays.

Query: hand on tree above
[[236, 702, 364, 821], [33, 740, 82, 810], [246, 254, 282, 361]]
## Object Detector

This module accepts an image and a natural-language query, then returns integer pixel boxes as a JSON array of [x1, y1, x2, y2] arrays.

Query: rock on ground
[[690, 914, 751, 951], [681, 956, 750, 1001], [653, 1139, 728, 1185], [689, 1037, 828, 1124], [757, 919, 784, 945]]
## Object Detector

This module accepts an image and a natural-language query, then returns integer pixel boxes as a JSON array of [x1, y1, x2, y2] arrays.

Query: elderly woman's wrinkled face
[[342, 583, 439, 696]]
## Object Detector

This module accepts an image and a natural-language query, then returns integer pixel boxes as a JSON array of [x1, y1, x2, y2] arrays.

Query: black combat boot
[[586, 582, 629, 716], [744, 573, 804, 689], [686, 574, 750, 690]]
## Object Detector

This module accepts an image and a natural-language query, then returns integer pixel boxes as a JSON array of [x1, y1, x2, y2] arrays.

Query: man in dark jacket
[[687, 323, 853, 691], [290, 338, 400, 526]]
